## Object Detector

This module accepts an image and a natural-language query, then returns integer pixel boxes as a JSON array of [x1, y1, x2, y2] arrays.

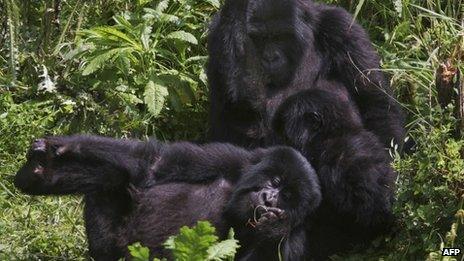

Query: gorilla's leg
[[14, 135, 159, 195]]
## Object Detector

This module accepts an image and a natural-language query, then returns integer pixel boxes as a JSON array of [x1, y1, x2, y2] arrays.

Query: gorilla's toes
[[32, 139, 47, 153]]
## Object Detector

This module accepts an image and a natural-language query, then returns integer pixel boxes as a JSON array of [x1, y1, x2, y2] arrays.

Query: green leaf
[[164, 221, 219, 261], [166, 31, 198, 45], [137, 0, 151, 7], [128, 242, 150, 261], [206, 239, 240, 261], [143, 8, 180, 23], [352, 0, 366, 24], [91, 26, 142, 50], [167, 88, 184, 112], [204, 0, 220, 8], [82, 48, 129, 76], [119, 93, 143, 105], [144, 80, 169, 117], [141, 25, 153, 50], [156, 0, 170, 13]]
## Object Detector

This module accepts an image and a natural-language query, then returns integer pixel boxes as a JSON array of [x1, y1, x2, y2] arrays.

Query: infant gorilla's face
[[225, 147, 321, 239], [272, 88, 364, 150], [247, 176, 289, 228]]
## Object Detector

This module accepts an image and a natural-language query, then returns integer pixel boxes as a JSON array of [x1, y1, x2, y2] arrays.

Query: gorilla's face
[[273, 89, 364, 150], [245, 0, 306, 88], [246, 174, 291, 227], [225, 147, 321, 240]]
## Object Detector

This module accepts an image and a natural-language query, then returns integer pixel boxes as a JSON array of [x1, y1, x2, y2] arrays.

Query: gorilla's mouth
[[247, 205, 286, 228]]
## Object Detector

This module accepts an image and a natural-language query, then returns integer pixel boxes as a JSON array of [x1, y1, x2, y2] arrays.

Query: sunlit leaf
[[82, 48, 129, 76], [144, 80, 169, 116], [166, 31, 198, 45]]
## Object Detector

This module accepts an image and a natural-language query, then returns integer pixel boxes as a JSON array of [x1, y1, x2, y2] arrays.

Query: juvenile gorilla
[[208, 0, 404, 148], [273, 88, 397, 258], [15, 136, 321, 260]]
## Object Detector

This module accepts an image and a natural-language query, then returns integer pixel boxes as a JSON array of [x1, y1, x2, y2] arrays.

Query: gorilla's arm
[[14, 135, 159, 195], [152, 142, 251, 184], [317, 133, 396, 232], [208, 11, 264, 148], [315, 6, 405, 147]]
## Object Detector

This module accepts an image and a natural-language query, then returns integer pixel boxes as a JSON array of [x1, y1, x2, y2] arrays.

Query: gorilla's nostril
[[259, 191, 268, 204], [260, 191, 277, 207]]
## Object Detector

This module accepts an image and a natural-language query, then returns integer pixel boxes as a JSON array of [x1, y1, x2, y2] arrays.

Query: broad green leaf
[[143, 8, 179, 23], [82, 48, 128, 76], [113, 15, 136, 32], [128, 242, 150, 261], [144, 80, 169, 117], [119, 93, 143, 105], [159, 13, 180, 23], [92, 26, 142, 50], [156, 0, 170, 13], [141, 25, 153, 50], [204, 0, 220, 8], [166, 31, 198, 45], [206, 239, 240, 261], [164, 221, 219, 261], [63, 43, 92, 61]]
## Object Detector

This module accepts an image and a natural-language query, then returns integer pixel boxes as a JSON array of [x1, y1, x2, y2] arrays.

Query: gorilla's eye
[[271, 177, 281, 186], [304, 112, 322, 130]]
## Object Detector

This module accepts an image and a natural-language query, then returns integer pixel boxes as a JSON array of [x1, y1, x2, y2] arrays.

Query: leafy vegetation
[[0, 0, 463, 260], [126, 222, 239, 261]]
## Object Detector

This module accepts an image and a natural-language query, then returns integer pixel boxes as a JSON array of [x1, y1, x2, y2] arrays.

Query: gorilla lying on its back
[[273, 87, 397, 258], [15, 136, 321, 260]]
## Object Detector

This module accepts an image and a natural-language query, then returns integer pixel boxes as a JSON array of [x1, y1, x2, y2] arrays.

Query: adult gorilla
[[207, 0, 405, 149]]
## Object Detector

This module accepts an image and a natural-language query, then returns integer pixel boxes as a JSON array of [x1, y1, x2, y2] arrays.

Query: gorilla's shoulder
[[312, 2, 372, 45]]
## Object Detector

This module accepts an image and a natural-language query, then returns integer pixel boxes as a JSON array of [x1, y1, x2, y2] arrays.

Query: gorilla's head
[[218, 0, 316, 91], [245, 0, 308, 88], [273, 88, 363, 151], [224, 146, 321, 241]]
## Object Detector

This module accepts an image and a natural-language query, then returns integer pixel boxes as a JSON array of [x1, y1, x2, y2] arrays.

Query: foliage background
[[0, 0, 463, 259]]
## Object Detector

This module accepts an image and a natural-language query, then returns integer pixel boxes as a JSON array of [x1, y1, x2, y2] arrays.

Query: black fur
[[273, 88, 397, 258], [207, 0, 405, 148], [14, 135, 321, 261]]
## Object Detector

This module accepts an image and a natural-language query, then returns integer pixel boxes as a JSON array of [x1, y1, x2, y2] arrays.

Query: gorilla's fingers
[[32, 139, 47, 153], [33, 165, 44, 176]]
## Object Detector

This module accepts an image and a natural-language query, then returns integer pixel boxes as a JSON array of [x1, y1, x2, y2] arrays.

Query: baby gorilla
[[14, 136, 321, 261], [273, 88, 397, 259]]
